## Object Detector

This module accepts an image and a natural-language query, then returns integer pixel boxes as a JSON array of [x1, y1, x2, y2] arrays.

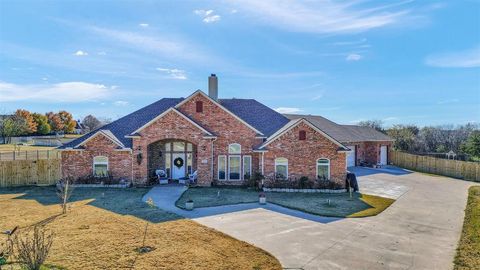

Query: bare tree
[[358, 119, 384, 132], [14, 226, 53, 270], [56, 177, 75, 214], [82, 115, 102, 132]]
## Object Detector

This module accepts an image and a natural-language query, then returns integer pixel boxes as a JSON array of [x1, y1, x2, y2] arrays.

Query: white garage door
[[380, 145, 387, 165], [346, 145, 356, 167]]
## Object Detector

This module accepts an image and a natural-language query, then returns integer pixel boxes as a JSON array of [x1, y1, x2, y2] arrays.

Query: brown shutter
[[299, 130, 306, 140], [196, 101, 203, 113]]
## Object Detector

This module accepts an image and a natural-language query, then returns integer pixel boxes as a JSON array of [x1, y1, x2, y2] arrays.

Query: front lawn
[[176, 187, 394, 218], [0, 187, 281, 270], [454, 186, 480, 270]]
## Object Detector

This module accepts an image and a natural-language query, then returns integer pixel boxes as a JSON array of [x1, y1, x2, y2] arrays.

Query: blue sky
[[0, 0, 479, 127]]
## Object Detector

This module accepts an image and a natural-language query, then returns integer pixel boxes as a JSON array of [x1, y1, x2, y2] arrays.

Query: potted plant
[[185, 199, 194, 210], [259, 192, 266, 205]]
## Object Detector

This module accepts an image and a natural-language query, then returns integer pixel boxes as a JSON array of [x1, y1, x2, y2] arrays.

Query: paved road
[[192, 167, 477, 270]]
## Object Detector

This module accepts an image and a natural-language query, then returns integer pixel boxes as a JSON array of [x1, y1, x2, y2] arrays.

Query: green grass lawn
[[176, 187, 395, 218], [454, 186, 480, 270]]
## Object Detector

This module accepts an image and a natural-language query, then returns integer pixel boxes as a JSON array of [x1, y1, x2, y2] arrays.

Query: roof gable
[[130, 107, 214, 136], [175, 90, 265, 136], [259, 118, 349, 150], [75, 130, 125, 149]]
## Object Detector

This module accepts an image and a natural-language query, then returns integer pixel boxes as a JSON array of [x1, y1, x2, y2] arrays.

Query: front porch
[[147, 139, 197, 184]]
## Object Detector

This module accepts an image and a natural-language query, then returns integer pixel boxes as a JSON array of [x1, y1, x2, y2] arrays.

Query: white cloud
[[274, 107, 303, 114], [194, 9, 221, 23], [204, 15, 221, 23], [437, 99, 460, 105], [113, 100, 129, 106], [89, 26, 208, 62], [383, 117, 398, 121], [139, 23, 149, 27], [231, 9, 238, 14], [74, 50, 88, 56], [229, 0, 411, 34], [346, 53, 363, 61], [425, 46, 480, 68], [97, 51, 107, 55], [311, 94, 323, 101], [156, 68, 187, 80], [0, 81, 113, 102]]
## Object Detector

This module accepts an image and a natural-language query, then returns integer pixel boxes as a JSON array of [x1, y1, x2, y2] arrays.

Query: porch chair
[[155, 169, 168, 185], [189, 170, 198, 185]]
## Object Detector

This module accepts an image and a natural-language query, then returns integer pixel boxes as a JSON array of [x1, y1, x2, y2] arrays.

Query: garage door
[[380, 145, 387, 165], [346, 145, 356, 167]]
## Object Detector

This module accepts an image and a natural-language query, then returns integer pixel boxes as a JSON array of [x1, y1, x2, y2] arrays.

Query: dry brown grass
[[0, 188, 281, 270]]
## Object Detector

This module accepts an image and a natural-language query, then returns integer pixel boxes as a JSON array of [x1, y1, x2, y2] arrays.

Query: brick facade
[[263, 122, 347, 186], [61, 134, 132, 180], [61, 92, 388, 188]]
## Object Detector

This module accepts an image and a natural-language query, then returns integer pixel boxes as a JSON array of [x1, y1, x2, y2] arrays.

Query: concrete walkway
[[143, 168, 478, 270]]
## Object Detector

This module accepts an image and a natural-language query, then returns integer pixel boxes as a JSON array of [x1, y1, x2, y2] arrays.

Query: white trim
[[93, 156, 109, 177], [58, 148, 84, 151], [129, 107, 213, 136], [274, 157, 288, 179], [228, 155, 242, 181], [76, 130, 125, 149], [124, 135, 141, 139], [243, 155, 252, 179], [228, 143, 241, 154], [253, 149, 268, 153], [261, 152, 265, 175], [259, 118, 348, 150], [174, 90, 265, 136], [217, 155, 227, 180], [114, 148, 132, 152], [316, 158, 331, 180]]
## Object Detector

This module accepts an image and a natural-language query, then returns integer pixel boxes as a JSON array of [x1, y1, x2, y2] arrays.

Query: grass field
[[176, 187, 394, 218], [454, 186, 480, 270], [0, 187, 281, 270]]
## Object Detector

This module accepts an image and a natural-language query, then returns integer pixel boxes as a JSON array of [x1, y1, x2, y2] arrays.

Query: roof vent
[[208, 74, 218, 101]]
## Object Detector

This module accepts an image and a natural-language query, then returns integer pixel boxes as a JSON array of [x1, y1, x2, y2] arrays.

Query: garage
[[346, 145, 356, 167]]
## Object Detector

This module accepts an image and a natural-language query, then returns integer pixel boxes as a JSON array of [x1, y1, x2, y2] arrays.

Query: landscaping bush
[[14, 226, 54, 270], [263, 176, 344, 190], [243, 172, 264, 190], [75, 172, 123, 185]]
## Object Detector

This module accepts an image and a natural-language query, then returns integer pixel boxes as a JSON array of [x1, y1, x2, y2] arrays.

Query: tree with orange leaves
[[14, 109, 37, 134], [58, 111, 76, 133], [46, 112, 64, 132]]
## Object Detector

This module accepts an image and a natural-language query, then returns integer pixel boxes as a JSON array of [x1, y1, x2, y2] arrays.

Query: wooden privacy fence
[[0, 158, 62, 187], [0, 150, 61, 161], [390, 151, 480, 182]]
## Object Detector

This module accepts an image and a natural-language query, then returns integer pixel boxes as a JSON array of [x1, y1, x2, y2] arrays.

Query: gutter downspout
[[261, 151, 265, 185], [211, 137, 217, 182]]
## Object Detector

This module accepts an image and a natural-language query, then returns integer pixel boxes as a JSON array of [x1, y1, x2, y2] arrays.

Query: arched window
[[93, 156, 108, 177], [317, 158, 330, 180], [299, 130, 306, 140], [275, 157, 288, 180], [196, 101, 203, 113], [228, 143, 241, 154]]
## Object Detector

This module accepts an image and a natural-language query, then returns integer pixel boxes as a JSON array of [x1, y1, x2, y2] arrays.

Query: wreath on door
[[174, 157, 184, 168]]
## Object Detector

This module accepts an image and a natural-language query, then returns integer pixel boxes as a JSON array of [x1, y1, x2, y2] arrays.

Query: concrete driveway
[[194, 167, 477, 270]]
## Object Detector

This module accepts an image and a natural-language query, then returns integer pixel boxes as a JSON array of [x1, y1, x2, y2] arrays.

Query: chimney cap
[[210, 73, 216, 77]]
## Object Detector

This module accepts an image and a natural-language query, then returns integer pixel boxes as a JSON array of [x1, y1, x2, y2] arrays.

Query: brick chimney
[[208, 74, 218, 101]]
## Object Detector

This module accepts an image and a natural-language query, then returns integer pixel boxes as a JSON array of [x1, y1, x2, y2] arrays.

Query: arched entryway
[[147, 139, 196, 180]]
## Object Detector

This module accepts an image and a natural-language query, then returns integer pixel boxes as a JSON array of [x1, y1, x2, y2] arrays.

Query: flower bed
[[263, 187, 347, 193]]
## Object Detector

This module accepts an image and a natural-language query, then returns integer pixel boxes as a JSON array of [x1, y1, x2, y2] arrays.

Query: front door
[[172, 153, 186, 179]]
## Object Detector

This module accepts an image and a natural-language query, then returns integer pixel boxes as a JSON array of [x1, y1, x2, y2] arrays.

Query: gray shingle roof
[[220, 98, 290, 137], [60, 95, 290, 149], [283, 114, 393, 143]]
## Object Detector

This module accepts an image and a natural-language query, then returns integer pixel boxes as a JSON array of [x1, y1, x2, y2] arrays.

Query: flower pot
[[185, 201, 194, 210], [259, 197, 266, 205]]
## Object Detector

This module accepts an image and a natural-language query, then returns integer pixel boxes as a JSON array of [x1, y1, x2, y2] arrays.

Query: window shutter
[[299, 130, 306, 140], [196, 101, 203, 113]]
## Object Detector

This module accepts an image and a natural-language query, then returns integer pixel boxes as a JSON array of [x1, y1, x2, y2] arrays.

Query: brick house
[[59, 75, 393, 187]]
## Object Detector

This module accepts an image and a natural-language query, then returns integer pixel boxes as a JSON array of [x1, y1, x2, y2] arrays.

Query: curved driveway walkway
[[144, 168, 478, 270]]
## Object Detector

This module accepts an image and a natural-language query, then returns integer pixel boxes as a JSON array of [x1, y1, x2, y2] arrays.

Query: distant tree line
[[358, 120, 480, 161], [0, 110, 109, 144]]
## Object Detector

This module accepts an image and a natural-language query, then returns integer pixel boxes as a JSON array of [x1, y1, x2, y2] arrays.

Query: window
[[218, 155, 226, 180], [93, 156, 108, 177], [243, 155, 252, 180], [229, 155, 241, 180], [228, 143, 241, 154], [299, 130, 306, 140], [275, 157, 288, 180], [317, 158, 330, 180], [196, 101, 203, 113], [173, 141, 185, 151]]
